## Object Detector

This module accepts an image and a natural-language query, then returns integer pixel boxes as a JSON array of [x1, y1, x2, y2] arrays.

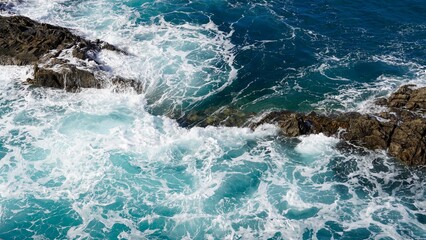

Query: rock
[[179, 107, 253, 128], [374, 97, 387, 106], [387, 85, 426, 112], [405, 88, 426, 111], [0, 15, 141, 92], [342, 114, 395, 150], [389, 118, 426, 166], [111, 77, 144, 94], [29, 64, 100, 91], [0, 15, 76, 65], [250, 85, 426, 166], [252, 111, 395, 149], [387, 85, 414, 108]]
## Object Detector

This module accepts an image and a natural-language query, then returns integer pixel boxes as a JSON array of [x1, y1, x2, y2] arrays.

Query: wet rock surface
[[251, 85, 426, 166], [178, 107, 253, 128], [0, 15, 141, 92], [180, 85, 426, 166], [377, 84, 426, 113], [178, 85, 426, 166]]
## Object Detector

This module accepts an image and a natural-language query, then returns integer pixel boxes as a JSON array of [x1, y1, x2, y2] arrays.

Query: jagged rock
[[252, 111, 395, 149], [29, 64, 100, 91], [343, 114, 395, 150], [251, 85, 426, 166], [389, 118, 426, 166], [111, 77, 144, 94], [0, 15, 140, 92], [374, 97, 388, 107], [385, 85, 426, 112], [1, 15, 79, 65], [0, 15, 126, 65]]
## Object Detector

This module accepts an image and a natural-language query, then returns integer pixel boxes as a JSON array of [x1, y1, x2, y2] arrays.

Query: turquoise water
[[1, 0, 426, 239]]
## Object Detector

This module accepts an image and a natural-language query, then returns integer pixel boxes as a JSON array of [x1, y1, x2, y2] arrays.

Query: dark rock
[[251, 85, 426, 166], [374, 97, 387, 106], [179, 107, 253, 128], [29, 64, 100, 91], [405, 88, 426, 111], [0, 15, 78, 65], [342, 114, 395, 150], [387, 85, 414, 108], [111, 77, 144, 94], [0, 15, 141, 92]]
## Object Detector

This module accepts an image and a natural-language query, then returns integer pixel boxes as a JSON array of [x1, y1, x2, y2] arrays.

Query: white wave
[[0, 65, 33, 82], [16, 0, 237, 114], [0, 67, 424, 239], [0, 67, 279, 238], [295, 133, 339, 157], [314, 54, 426, 114]]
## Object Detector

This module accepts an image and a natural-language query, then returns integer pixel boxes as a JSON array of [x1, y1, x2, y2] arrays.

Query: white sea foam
[[0, 65, 279, 238], [0, 65, 33, 82], [1, 2, 425, 239], [314, 54, 426, 114], [295, 133, 339, 157], [0, 63, 425, 239], [16, 0, 237, 114]]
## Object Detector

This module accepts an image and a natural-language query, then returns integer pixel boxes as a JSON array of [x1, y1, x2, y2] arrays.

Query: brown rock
[[387, 85, 426, 112], [387, 85, 414, 108], [179, 107, 253, 128], [30, 65, 100, 91], [0, 15, 78, 65], [252, 94, 425, 166], [343, 114, 395, 150], [406, 88, 426, 111], [389, 118, 426, 166]]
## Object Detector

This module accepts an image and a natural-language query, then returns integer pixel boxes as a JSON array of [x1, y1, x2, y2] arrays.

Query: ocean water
[[0, 0, 425, 239]]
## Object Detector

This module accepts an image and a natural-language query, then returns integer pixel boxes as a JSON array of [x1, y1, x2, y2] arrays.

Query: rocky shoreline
[[251, 85, 425, 166], [181, 85, 426, 166], [0, 15, 425, 166], [0, 15, 142, 92]]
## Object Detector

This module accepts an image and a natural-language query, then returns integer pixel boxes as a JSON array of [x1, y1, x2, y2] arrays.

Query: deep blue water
[[0, 0, 425, 239]]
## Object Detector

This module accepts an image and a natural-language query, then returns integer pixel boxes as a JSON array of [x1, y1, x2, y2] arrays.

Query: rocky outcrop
[[178, 85, 426, 166], [251, 85, 426, 166], [180, 85, 426, 166], [376, 84, 426, 113], [0, 15, 142, 92]]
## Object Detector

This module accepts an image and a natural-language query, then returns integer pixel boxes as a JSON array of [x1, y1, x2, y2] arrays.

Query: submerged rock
[[179, 107, 253, 128], [0, 15, 141, 92]]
